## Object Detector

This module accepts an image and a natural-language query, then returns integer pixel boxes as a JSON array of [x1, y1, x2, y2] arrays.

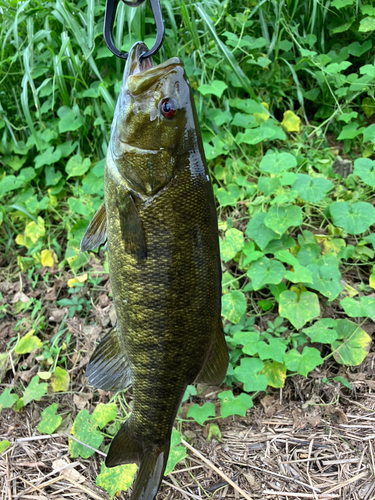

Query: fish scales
[[81, 41, 228, 500]]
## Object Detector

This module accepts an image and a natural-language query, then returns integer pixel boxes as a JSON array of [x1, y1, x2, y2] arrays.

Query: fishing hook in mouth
[[104, 0, 165, 61]]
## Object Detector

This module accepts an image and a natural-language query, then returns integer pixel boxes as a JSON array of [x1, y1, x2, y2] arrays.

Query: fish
[[81, 41, 228, 500]]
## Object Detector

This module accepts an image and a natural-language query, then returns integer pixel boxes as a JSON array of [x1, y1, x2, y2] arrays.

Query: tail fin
[[106, 419, 170, 500]]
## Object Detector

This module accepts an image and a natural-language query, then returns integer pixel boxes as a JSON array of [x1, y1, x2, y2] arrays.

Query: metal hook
[[104, 0, 165, 60]]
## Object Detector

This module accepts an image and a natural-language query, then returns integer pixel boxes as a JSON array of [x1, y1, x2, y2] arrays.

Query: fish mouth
[[123, 41, 155, 87], [123, 42, 183, 95]]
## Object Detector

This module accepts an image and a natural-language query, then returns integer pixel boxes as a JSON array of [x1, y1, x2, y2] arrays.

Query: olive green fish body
[[82, 42, 228, 500]]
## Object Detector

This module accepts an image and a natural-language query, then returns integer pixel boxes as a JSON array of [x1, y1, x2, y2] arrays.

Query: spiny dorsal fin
[[194, 325, 228, 386], [80, 202, 107, 252], [86, 326, 131, 391]]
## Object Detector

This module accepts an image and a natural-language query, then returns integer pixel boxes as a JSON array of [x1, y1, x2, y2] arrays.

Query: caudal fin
[[106, 419, 170, 500]]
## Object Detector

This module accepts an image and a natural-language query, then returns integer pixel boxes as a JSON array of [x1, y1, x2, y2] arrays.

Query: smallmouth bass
[[81, 41, 228, 500]]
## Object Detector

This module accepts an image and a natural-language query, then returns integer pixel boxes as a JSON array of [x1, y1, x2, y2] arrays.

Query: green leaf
[[215, 184, 240, 207], [198, 80, 228, 98], [264, 206, 303, 235], [0, 388, 19, 410], [361, 5, 375, 15], [330, 202, 375, 235], [96, 462, 137, 498], [246, 213, 279, 250], [23, 376, 48, 406], [307, 264, 342, 299], [340, 296, 375, 321], [234, 357, 268, 392], [284, 347, 323, 377], [187, 403, 215, 425], [182, 385, 197, 403], [37, 403, 62, 434], [235, 122, 285, 145], [279, 291, 320, 330], [0, 440, 11, 454], [165, 428, 187, 475], [69, 409, 104, 458], [257, 338, 287, 363], [333, 376, 352, 389], [222, 291, 246, 324], [66, 154, 91, 178], [91, 403, 117, 429], [45, 166, 63, 186], [232, 330, 260, 355], [303, 319, 338, 343], [259, 152, 297, 174], [58, 106, 84, 133], [220, 228, 244, 262], [293, 174, 333, 202], [353, 158, 375, 187], [338, 111, 358, 123], [261, 361, 287, 388], [359, 16, 375, 32], [218, 390, 253, 418], [51, 367, 70, 392], [34, 147, 62, 169], [284, 264, 313, 284], [331, 319, 371, 365], [15, 330, 42, 354], [0, 175, 27, 196], [247, 257, 285, 290], [348, 41, 372, 57], [337, 122, 364, 140], [331, 0, 353, 8], [363, 124, 375, 144], [241, 242, 264, 266]]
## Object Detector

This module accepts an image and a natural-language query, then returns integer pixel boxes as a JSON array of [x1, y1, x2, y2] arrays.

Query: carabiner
[[104, 0, 165, 60]]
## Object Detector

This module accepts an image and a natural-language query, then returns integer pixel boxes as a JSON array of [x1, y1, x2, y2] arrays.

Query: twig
[[6, 452, 12, 500], [323, 471, 369, 494], [181, 438, 253, 500], [63, 432, 107, 457], [263, 491, 339, 498], [244, 463, 321, 493], [14, 476, 62, 499], [16, 434, 60, 443], [162, 480, 202, 500], [64, 477, 105, 500]]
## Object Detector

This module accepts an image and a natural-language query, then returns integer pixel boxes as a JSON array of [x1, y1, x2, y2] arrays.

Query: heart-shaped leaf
[[264, 206, 303, 235], [279, 291, 320, 330], [284, 347, 323, 376], [330, 202, 375, 235], [247, 257, 285, 290]]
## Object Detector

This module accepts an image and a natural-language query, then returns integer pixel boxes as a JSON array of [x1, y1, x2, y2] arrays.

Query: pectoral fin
[[117, 192, 147, 263], [195, 325, 229, 386], [80, 202, 107, 252], [86, 326, 131, 392]]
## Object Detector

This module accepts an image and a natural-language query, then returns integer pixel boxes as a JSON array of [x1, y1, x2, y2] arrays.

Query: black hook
[[104, 0, 165, 60]]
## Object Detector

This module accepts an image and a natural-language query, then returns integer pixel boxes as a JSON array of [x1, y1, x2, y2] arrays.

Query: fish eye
[[160, 98, 177, 118]]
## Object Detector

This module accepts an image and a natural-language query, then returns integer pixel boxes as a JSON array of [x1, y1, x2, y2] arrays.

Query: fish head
[[110, 41, 200, 197]]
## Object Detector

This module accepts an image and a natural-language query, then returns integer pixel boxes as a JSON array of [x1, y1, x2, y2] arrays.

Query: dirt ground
[[1, 261, 375, 500], [1, 380, 375, 500]]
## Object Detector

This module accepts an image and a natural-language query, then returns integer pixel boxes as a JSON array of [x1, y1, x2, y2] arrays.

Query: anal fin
[[195, 325, 229, 386], [86, 326, 131, 392], [80, 202, 107, 252], [117, 192, 147, 263]]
